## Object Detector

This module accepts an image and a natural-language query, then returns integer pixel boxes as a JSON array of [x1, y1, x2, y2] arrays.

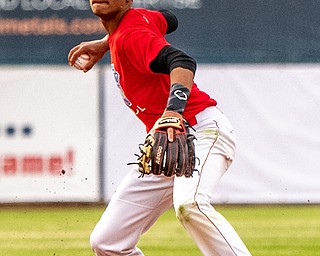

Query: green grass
[[0, 204, 319, 255]]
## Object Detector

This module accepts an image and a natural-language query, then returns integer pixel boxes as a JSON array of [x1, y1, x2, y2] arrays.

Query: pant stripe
[[193, 127, 238, 256]]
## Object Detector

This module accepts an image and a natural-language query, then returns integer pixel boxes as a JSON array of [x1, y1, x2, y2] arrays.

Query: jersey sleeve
[[145, 9, 169, 36], [158, 10, 178, 34], [120, 13, 170, 74]]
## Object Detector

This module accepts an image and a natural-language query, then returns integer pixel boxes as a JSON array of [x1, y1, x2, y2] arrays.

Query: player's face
[[90, 0, 128, 19]]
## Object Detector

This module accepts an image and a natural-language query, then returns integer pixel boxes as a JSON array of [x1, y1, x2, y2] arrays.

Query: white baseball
[[74, 53, 90, 71]]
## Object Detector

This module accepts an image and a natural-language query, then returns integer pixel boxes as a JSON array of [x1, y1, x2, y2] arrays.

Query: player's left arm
[[135, 45, 197, 177], [149, 45, 196, 140], [150, 45, 195, 94], [150, 45, 195, 90]]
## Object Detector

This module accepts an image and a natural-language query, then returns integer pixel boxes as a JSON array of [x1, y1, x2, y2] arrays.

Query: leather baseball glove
[[129, 111, 197, 177]]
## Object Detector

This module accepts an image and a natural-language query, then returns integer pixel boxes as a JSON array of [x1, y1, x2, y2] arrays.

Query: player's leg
[[90, 168, 173, 256], [173, 106, 251, 256]]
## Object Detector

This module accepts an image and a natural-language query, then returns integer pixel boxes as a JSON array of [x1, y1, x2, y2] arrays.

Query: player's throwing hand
[[68, 35, 109, 72]]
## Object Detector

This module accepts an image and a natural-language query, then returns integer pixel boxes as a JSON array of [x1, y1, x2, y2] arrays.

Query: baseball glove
[[129, 111, 197, 178]]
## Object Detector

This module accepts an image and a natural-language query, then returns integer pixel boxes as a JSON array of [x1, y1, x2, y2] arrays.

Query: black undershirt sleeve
[[159, 10, 178, 34], [150, 45, 197, 75]]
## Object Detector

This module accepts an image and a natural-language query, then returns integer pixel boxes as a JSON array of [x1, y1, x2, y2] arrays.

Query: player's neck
[[100, 7, 131, 34]]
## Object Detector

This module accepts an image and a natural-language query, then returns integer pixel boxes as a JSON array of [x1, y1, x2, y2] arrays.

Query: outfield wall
[[0, 64, 319, 204], [104, 64, 320, 204]]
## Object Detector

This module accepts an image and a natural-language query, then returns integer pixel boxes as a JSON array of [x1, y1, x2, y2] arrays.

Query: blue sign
[[1, 0, 320, 64]]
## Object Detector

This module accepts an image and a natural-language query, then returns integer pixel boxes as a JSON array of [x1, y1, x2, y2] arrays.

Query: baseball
[[74, 53, 90, 71]]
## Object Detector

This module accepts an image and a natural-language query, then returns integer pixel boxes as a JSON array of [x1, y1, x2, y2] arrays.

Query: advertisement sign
[[0, 66, 100, 202], [0, 0, 105, 64], [103, 64, 320, 204]]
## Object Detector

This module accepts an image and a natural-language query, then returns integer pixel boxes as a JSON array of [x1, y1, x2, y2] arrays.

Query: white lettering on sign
[[0, 0, 90, 11], [133, 0, 203, 9], [0, 0, 202, 11]]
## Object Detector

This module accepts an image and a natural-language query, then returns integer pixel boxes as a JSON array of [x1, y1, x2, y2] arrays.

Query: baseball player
[[68, 0, 251, 255]]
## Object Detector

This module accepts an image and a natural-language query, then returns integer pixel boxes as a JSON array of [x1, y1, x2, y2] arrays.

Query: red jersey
[[108, 8, 217, 131]]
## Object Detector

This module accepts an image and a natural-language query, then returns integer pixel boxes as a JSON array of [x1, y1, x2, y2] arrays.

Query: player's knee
[[90, 228, 112, 254], [90, 229, 102, 252], [175, 202, 196, 223], [175, 201, 213, 223], [90, 227, 130, 255]]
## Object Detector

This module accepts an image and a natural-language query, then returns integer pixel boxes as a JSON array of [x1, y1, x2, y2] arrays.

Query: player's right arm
[[68, 10, 178, 72]]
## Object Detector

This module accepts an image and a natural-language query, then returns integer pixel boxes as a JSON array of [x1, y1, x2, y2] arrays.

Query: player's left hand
[[129, 111, 197, 178], [151, 111, 185, 142]]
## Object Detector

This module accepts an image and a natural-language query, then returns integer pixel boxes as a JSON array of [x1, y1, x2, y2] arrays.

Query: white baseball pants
[[90, 106, 252, 256]]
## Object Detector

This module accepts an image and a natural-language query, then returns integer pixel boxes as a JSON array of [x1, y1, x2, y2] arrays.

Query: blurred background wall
[[1, 0, 319, 203]]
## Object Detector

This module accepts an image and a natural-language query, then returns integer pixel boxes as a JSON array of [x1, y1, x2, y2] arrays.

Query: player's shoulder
[[132, 8, 160, 17], [128, 8, 165, 25], [120, 8, 167, 35], [129, 8, 178, 35]]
